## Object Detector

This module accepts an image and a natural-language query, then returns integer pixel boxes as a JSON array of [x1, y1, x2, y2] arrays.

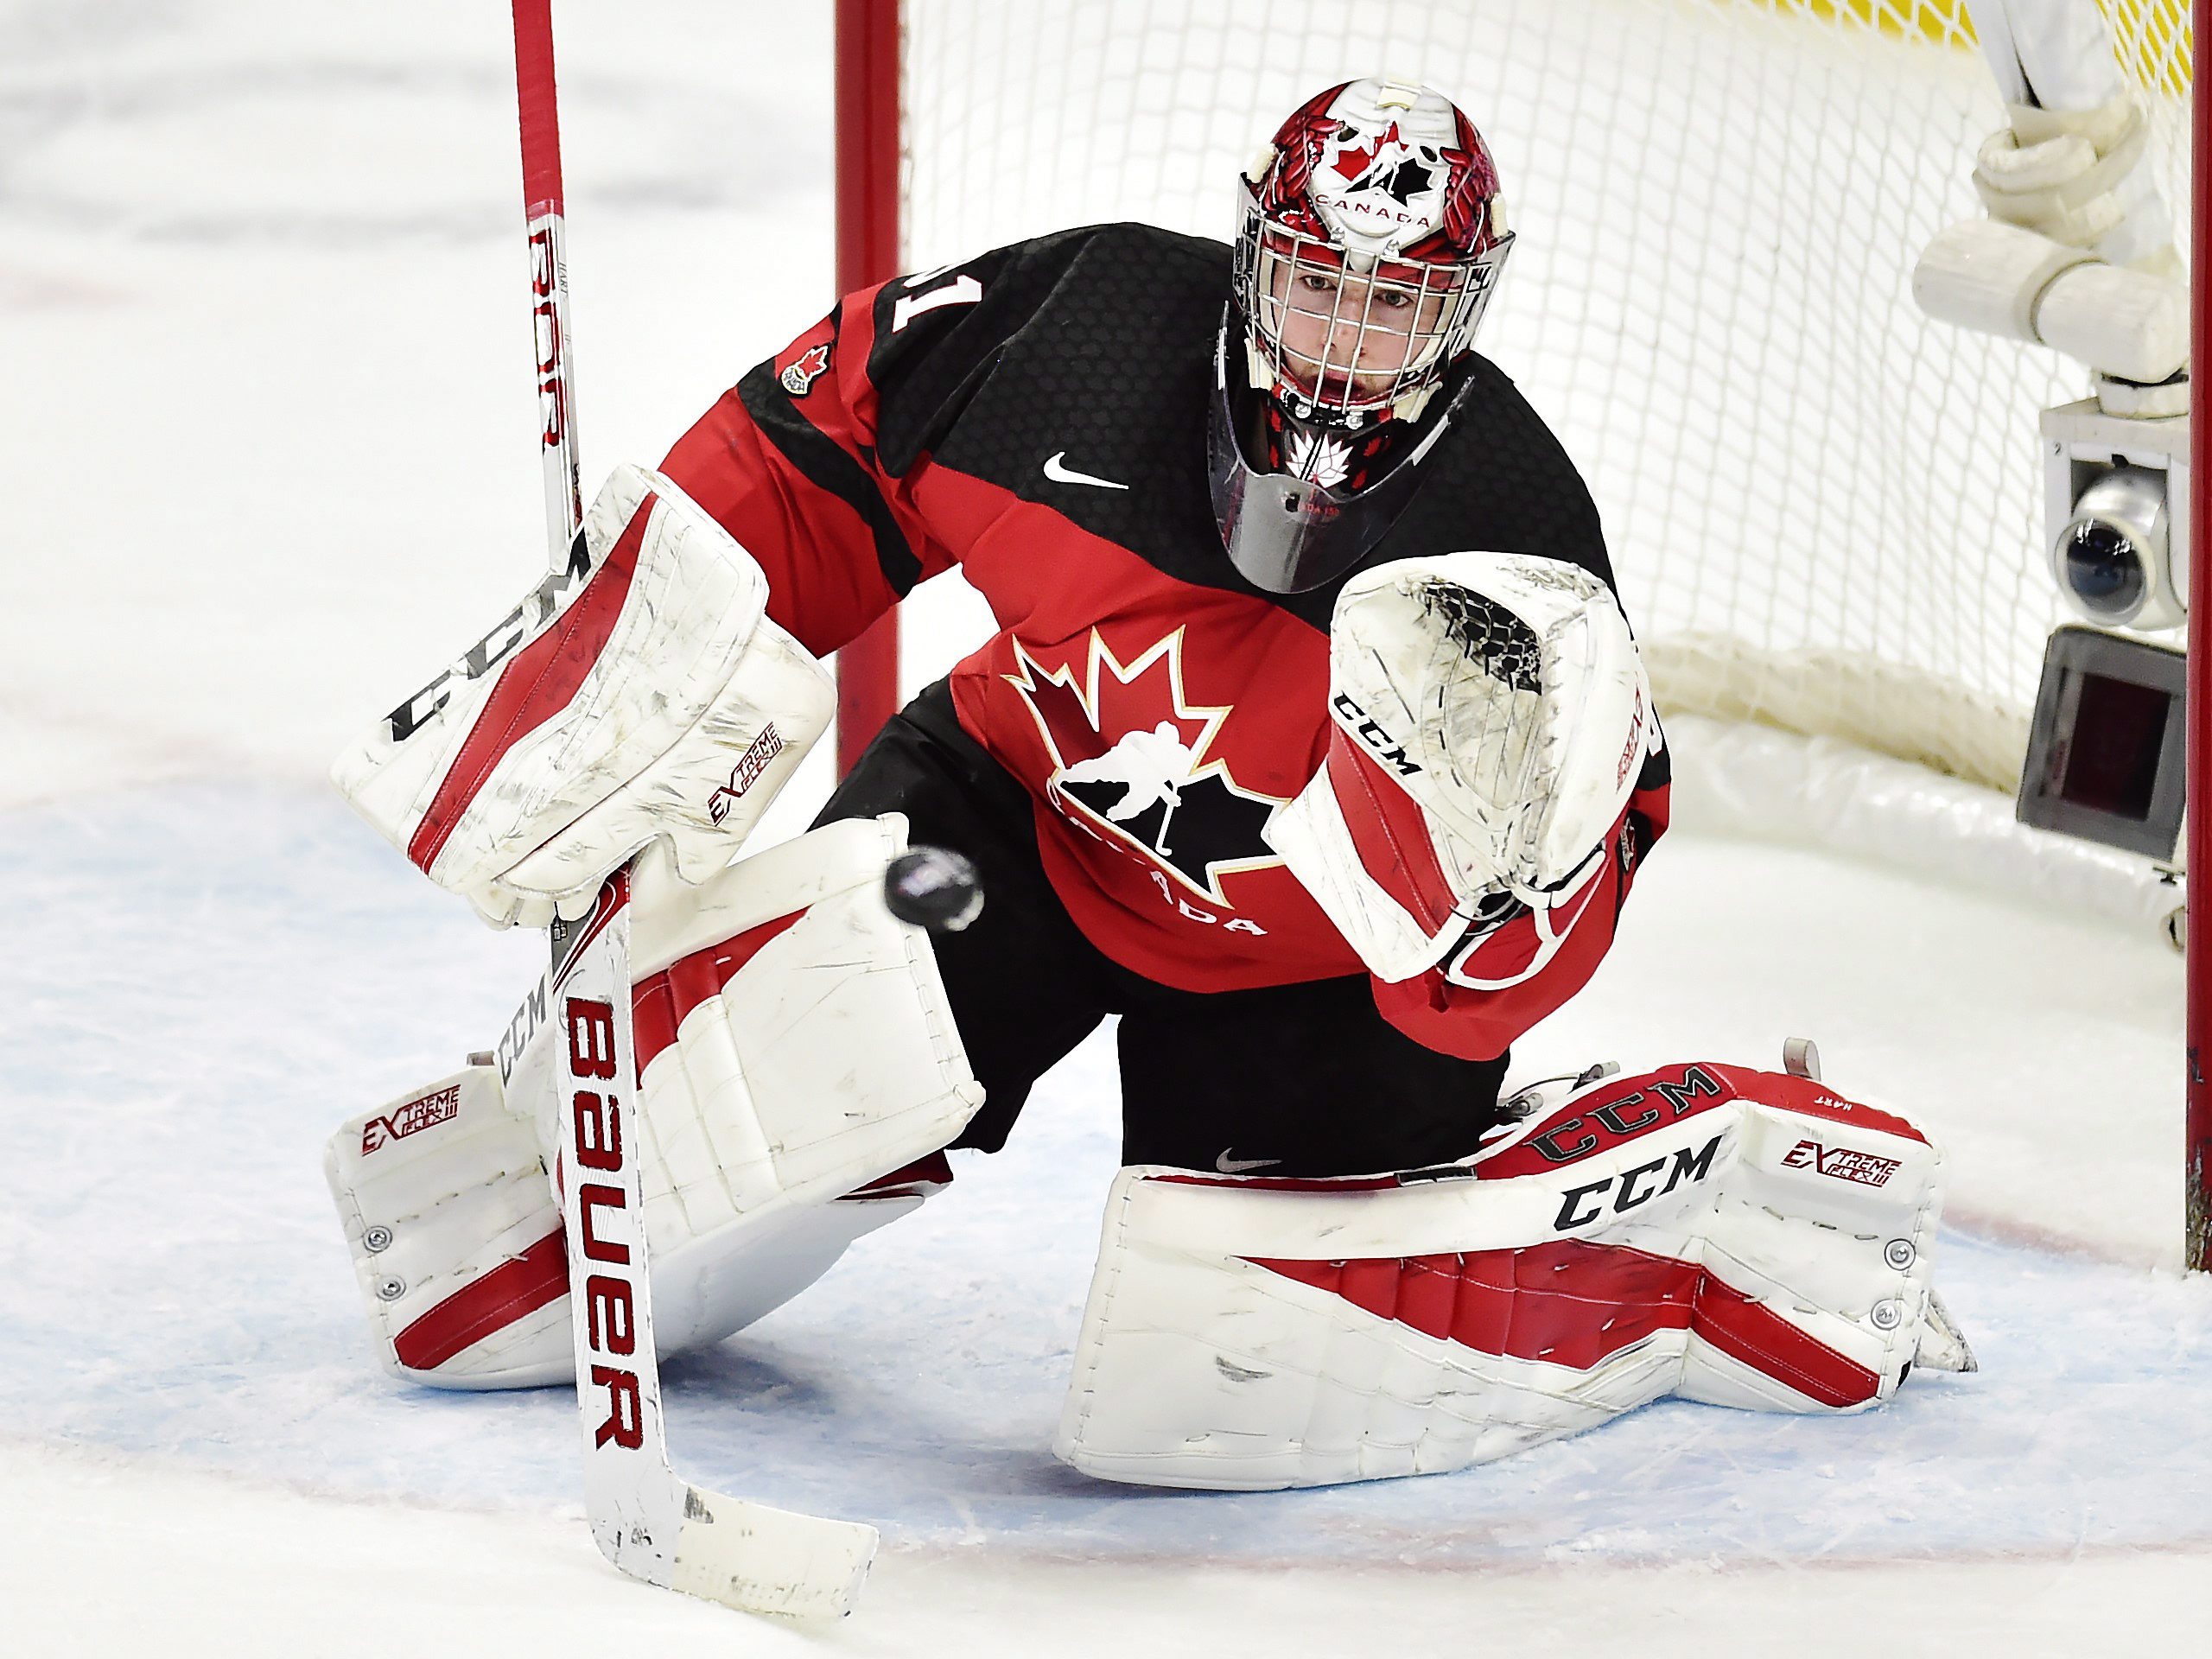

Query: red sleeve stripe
[[631, 909, 807, 1074], [406, 495, 657, 875], [738, 354, 922, 595], [1249, 1239, 1879, 1408], [392, 1228, 568, 1373], [1324, 724, 1460, 935], [837, 282, 889, 456]]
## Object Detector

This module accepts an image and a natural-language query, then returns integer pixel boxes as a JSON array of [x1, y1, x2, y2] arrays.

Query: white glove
[[1913, 90, 2185, 400], [1265, 551, 1656, 983], [331, 464, 832, 927], [1973, 94, 2149, 252]]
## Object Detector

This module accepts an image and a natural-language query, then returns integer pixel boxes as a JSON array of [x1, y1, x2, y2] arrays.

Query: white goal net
[[893, 0, 2192, 809]]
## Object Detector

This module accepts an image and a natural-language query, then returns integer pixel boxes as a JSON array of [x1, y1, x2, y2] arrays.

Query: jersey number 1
[[890, 272, 982, 334]]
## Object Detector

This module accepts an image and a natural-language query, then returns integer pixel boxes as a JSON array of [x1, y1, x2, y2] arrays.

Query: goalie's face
[[1235, 196, 1510, 429], [1262, 245, 1456, 406]]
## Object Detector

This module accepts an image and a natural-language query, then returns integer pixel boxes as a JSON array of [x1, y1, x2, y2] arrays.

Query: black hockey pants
[[814, 679, 1511, 1176]]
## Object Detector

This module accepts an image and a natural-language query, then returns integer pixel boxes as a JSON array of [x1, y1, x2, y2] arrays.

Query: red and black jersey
[[661, 222, 1670, 1061]]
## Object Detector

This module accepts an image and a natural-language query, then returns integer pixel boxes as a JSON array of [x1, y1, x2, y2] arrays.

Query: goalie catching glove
[[1267, 550, 1657, 987], [331, 464, 832, 927]]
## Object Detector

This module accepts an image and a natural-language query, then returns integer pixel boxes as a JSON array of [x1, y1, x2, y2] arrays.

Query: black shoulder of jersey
[[868, 221, 1227, 483], [839, 219, 1615, 632], [1363, 356, 1615, 598]]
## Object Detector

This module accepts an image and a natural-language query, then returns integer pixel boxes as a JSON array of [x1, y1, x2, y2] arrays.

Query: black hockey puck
[[883, 846, 984, 933]]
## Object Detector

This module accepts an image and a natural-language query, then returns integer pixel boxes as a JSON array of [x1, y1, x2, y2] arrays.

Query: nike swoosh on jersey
[[1214, 1150, 1281, 1173], [1042, 451, 1129, 491]]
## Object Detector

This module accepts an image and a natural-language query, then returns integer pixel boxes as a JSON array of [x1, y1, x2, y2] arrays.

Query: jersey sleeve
[[1369, 742, 1673, 1062], [658, 239, 1043, 658]]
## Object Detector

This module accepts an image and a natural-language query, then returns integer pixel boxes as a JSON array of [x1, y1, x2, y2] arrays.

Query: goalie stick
[[509, 0, 878, 1618]]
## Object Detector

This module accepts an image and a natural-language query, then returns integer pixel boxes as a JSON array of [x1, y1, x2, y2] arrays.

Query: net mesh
[[897, 0, 2193, 792]]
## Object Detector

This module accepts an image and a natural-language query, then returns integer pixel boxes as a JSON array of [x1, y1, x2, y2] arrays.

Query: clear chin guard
[[1207, 318, 1469, 594]]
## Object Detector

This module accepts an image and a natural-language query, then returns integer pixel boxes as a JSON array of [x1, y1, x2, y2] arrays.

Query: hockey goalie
[[326, 77, 1972, 1495]]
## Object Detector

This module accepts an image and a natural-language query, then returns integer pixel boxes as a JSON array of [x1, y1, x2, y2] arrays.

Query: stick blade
[[668, 1486, 878, 1619]]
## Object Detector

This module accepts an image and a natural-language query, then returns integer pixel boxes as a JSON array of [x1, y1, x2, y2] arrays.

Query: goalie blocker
[[329, 463, 834, 930]]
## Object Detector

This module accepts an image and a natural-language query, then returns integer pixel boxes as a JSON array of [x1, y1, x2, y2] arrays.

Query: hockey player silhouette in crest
[[1054, 721, 1281, 902], [1059, 722, 1196, 848]]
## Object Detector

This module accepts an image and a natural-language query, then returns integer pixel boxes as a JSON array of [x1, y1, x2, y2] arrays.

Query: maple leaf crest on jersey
[[1004, 629, 1287, 907]]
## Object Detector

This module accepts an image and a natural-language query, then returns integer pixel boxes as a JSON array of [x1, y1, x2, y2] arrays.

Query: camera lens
[[2052, 465, 2175, 629], [2060, 519, 2147, 620]]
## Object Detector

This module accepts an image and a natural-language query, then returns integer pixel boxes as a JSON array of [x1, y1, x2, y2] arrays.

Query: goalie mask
[[1211, 77, 1516, 594]]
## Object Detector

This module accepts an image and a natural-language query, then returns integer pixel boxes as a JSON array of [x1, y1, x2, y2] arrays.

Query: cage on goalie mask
[[1211, 78, 1515, 594], [1234, 199, 1508, 429]]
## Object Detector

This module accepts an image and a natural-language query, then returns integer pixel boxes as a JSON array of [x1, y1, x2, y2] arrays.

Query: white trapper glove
[[1266, 551, 1656, 984], [331, 465, 833, 927]]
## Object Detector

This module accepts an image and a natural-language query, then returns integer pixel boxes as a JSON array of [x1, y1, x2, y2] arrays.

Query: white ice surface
[[3, 2, 2206, 1651]]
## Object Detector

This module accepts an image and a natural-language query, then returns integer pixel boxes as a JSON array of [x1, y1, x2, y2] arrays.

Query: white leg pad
[[325, 1065, 574, 1389], [329, 814, 982, 1388], [596, 815, 983, 1350], [1054, 1059, 1950, 1490]]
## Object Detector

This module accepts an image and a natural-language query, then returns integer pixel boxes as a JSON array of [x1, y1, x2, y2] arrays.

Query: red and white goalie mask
[[1239, 78, 1512, 426], [1211, 78, 1516, 594]]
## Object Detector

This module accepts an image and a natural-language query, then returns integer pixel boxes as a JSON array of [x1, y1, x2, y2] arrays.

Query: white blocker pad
[[512, 814, 985, 1357], [1265, 551, 1656, 983], [327, 815, 980, 1389], [330, 463, 832, 927], [1054, 1059, 1949, 1490]]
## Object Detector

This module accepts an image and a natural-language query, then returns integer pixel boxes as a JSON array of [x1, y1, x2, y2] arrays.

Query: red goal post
[[2190, 0, 2207, 1274], [833, 0, 904, 776], [835, 0, 2207, 1268]]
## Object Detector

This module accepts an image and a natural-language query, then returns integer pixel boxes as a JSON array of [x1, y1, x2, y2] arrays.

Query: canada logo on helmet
[[1258, 79, 1504, 263], [1233, 77, 1514, 436]]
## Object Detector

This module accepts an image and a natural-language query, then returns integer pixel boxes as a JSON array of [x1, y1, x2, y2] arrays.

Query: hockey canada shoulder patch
[[779, 343, 832, 397]]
